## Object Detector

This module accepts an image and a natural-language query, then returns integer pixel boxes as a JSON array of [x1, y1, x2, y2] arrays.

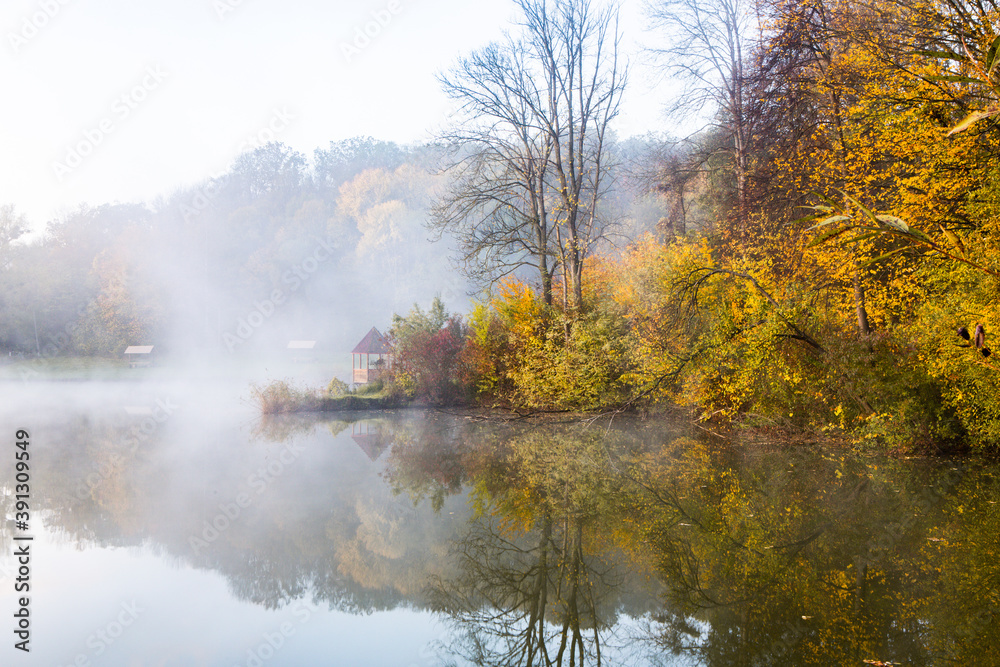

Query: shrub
[[326, 377, 349, 396], [250, 380, 320, 414], [388, 297, 470, 404], [354, 379, 385, 396], [463, 276, 633, 410]]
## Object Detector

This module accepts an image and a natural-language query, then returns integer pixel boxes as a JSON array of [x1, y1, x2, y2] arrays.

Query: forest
[[5, 0, 1000, 453], [384, 0, 1000, 455]]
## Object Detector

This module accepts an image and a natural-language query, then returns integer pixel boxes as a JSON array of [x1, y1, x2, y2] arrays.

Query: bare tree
[[646, 0, 759, 228], [432, 0, 627, 311], [653, 141, 706, 239]]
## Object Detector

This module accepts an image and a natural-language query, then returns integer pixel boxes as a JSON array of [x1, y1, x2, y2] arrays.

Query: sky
[[0, 0, 677, 236]]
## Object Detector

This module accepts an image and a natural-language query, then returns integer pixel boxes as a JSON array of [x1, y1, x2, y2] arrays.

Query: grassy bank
[[250, 379, 408, 414], [0, 354, 352, 384], [0, 356, 138, 381]]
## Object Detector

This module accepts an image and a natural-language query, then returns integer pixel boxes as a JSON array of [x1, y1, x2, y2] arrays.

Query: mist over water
[[0, 5, 673, 658], [0, 385, 463, 665], [0, 384, 669, 665]]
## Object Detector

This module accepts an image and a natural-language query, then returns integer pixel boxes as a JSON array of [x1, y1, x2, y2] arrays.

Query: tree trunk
[[541, 264, 553, 307], [854, 270, 871, 335]]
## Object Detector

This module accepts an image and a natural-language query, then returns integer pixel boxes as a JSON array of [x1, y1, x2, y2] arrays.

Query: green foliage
[[326, 377, 349, 396], [353, 379, 385, 396]]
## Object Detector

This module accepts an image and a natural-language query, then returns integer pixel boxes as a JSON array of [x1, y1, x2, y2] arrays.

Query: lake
[[1, 381, 998, 665]]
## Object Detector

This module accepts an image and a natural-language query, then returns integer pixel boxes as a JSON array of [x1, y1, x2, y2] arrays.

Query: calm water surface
[[1, 381, 998, 666]]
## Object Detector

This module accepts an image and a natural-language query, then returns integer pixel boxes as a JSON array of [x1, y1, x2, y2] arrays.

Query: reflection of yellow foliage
[[86, 434, 143, 532], [331, 491, 454, 596], [616, 433, 1000, 662]]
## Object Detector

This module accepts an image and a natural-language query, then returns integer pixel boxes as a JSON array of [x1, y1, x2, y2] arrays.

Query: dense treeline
[[0, 140, 496, 362], [633, 0, 1000, 452], [0, 131, 664, 365], [0, 138, 460, 358], [384, 0, 1000, 453]]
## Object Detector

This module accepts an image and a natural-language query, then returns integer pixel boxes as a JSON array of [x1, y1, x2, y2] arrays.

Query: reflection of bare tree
[[431, 510, 625, 667], [222, 542, 308, 609]]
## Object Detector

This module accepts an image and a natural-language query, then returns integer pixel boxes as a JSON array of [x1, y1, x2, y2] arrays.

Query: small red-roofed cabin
[[351, 327, 391, 385]]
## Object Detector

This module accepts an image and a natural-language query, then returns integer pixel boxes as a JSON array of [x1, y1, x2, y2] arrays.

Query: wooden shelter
[[124, 345, 153, 368], [287, 340, 316, 363], [351, 327, 391, 385]]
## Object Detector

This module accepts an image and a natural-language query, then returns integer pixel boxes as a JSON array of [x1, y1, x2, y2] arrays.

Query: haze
[[0, 0, 679, 384], [0, 0, 669, 233]]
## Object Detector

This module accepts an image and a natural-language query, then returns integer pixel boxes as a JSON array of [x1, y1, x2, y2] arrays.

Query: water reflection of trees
[[9, 409, 1000, 665], [624, 438, 1000, 666], [431, 515, 606, 667], [394, 421, 1000, 665], [20, 411, 471, 614], [413, 425, 663, 667]]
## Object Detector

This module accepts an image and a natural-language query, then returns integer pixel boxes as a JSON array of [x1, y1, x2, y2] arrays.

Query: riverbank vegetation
[[376, 0, 1000, 455], [250, 378, 406, 414]]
